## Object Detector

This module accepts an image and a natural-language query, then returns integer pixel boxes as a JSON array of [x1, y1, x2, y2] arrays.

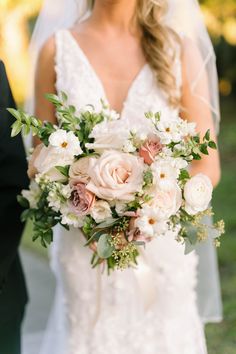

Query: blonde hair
[[137, 0, 181, 107]]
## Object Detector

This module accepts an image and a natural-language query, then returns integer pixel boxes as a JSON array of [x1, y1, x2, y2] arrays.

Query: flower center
[[165, 127, 170, 132], [61, 141, 68, 148], [160, 173, 165, 179], [148, 218, 156, 225]]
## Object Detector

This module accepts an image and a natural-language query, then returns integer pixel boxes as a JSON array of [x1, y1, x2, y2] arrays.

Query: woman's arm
[[34, 35, 57, 146], [180, 38, 221, 187]]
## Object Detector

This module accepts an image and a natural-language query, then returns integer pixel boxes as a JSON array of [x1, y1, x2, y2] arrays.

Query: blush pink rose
[[69, 181, 95, 216], [139, 135, 163, 165]]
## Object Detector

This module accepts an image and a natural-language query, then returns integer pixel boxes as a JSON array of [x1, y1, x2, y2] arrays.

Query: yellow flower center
[[61, 141, 68, 148], [149, 218, 156, 225]]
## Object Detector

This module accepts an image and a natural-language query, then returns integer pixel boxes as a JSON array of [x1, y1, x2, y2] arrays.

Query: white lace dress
[[40, 29, 208, 354]]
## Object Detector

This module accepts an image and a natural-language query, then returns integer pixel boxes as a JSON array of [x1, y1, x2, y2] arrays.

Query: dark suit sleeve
[[0, 61, 29, 290]]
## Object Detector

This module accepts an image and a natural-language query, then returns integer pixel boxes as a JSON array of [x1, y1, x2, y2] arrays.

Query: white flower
[[178, 119, 196, 137], [102, 108, 120, 121], [135, 207, 168, 238], [184, 173, 213, 215], [61, 209, 85, 228], [147, 183, 182, 220], [86, 150, 144, 201], [115, 201, 127, 216], [122, 140, 136, 153], [22, 181, 41, 208], [91, 200, 112, 222], [156, 119, 182, 145], [49, 129, 82, 156], [47, 183, 71, 213], [151, 160, 179, 190], [85, 120, 130, 152]]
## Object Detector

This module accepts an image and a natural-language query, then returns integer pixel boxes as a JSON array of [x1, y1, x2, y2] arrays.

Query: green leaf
[[11, 120, 23, 137], [199, 143, 209, 155], [204, 129, 210, 141], [17, 195, 30, 208], [43, 229, 53, 244], [45, 93, 61, 105], [21, 209, 33, 222], [192, 153, 201, 160], [193, 135, 200, 143], [94, 218, 118, 229], [179, 169, 190, 181], [23, 124, 31, 136], [7, 108, 22, 121], [97, 234, 114, 259], [55, 165, 70, 177], [61, 91, 68, 102], [208, 141, 217, 149]]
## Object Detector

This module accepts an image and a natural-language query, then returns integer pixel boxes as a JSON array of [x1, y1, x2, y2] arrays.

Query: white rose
[[184, 173, 213, 215], [86, 150, 144, 201], [91, 200, 112, 222], [148, 182, 182, 220], [69, 157, 90, 183], [34, 145, 74, 177], [85, 120, 130, 152]]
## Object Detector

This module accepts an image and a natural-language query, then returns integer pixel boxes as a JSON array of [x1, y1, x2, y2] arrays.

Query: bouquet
[[9, 92, 224, 272]]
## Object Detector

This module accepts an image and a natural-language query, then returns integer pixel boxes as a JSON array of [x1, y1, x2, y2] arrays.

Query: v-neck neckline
[[65, 29, 148, 116]]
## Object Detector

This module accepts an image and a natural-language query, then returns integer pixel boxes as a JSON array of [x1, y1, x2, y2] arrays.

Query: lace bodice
[[55, 30, 182, 122], [40, 29, 207, 354]]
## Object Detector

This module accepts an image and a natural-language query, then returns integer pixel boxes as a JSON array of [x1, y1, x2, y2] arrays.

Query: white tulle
[[39, 29, 209, 354]]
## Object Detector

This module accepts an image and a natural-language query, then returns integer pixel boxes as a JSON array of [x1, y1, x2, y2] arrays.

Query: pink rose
[[86, 150, 144, 201], [139, 135, 163, 165], [69, 181, 95, 216]]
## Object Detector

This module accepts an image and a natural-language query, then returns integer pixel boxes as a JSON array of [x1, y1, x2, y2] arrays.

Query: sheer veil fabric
[[28, 0, 222, 331]]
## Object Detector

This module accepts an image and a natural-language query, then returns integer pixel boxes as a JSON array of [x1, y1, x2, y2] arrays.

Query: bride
[[28, 0, 222, 353]]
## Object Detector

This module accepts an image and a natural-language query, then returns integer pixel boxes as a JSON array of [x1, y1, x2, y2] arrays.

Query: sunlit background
[[0, 1, 235, 354]]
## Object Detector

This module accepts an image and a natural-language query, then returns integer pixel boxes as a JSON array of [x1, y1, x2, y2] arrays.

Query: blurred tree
[[0, 0, 42, 103], [200, 0, 236, 95]]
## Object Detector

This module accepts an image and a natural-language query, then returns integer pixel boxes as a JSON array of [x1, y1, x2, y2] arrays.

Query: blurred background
[[0, 0, 235, 353]]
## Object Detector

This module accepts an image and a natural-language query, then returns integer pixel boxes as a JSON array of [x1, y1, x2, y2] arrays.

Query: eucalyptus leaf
[[97, 234, 114, 259], [95, 218, 119, 229]]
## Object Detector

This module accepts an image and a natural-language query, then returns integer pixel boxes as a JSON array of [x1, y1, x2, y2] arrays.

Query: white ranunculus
[[85, 120, 130, 152], [148, 183, 182, 220], [86, 150, 144, 201], [34, 145, 75, 175], [69, 157, 90, 183], [91, 200, 112, 222], [49, 129, 82, 156], [184, 173, 213, 215], [135, 207, 168, 238]]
